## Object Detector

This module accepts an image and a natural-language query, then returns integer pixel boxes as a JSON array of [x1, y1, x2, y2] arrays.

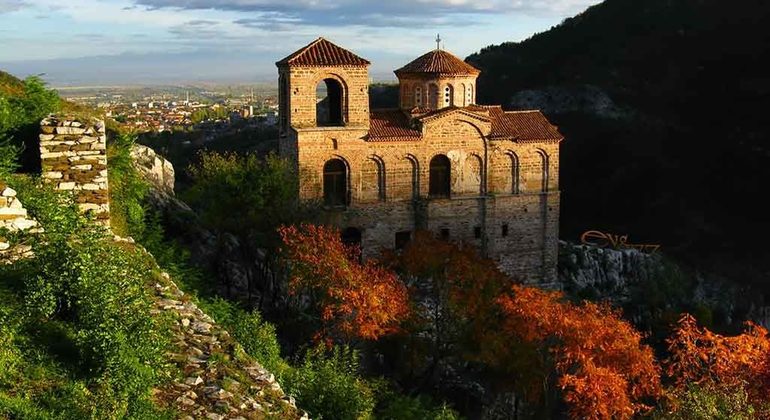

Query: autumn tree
[[279, 223, 409, 343], [489, 285, 661, 419], [660, 313, 770, 417], [382, 231, 511, 391]]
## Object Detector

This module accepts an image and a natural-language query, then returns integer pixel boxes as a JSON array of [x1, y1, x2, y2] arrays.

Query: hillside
[[0, 71, 24, 96], [467, 0, 770, 285]]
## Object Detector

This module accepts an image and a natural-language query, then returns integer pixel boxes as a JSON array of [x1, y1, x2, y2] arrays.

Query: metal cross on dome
[[436, 34, 441, 50]]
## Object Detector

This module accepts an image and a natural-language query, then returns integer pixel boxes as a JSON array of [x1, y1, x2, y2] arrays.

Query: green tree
[[185, 151, 312, 307]]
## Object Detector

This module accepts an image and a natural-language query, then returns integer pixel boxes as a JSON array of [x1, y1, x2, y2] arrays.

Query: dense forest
[[467, 0, 770, 287]]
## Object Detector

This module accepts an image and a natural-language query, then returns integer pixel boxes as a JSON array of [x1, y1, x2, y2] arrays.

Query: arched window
[[316, 78, 343, 126], [466, 84, 473, 105], [429, 154, 451, 198], [537, 150, 549, 193], [279, 74, 288, 131], [461, 83, 467, 106], [406, 154, 420, 199], [428, 84, 439, 109], [370, 156, 386, 201], [323, 158, 347, 206], [414, 86, 423, 107], [508, 152, 520, 194], [444, 84, 454, 107]]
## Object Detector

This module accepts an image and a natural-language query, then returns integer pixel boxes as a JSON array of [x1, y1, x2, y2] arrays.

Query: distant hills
[[468, 0, 770, 283]]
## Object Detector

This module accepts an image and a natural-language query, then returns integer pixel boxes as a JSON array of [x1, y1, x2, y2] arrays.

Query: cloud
[[0, 0, 28, 13], [134, 0, 600, 28]]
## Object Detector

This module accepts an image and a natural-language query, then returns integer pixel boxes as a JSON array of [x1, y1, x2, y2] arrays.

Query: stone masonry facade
[[39, 116, 109, 224], [278, 38, 563, 283]]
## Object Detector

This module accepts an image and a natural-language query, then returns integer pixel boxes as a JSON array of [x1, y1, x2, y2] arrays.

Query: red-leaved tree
[[278, 224, 410, 343], [664, 313, 770, 408], [492, 285, 661, 419]]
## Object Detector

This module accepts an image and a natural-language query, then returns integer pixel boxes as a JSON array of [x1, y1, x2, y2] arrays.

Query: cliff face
[[558, 241, 770, 336]]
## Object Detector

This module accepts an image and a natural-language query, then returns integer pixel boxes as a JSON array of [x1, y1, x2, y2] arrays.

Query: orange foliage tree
[[278, 223, 410, 343], [382, 231, 512, 383], [492, 285, 661, 419], [664, 313, 770, 408]]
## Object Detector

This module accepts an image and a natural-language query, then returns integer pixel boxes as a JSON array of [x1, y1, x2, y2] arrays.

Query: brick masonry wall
[[286, 114, 561, 283], [279, 65, 371, 129], [397, 74, 478, 109], [278, 57, 561, 283], [39, 116, 109, 224]]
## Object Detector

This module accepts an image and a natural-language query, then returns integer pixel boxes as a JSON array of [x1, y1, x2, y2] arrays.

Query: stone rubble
[[0, 183, 42, 262], [150, 271, 308, 420]]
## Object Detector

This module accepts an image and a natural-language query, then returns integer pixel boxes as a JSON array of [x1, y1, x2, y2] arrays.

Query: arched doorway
[[323, 158, 347, 206], [429, 154, 451, 198], [316, 78, 344, 126]]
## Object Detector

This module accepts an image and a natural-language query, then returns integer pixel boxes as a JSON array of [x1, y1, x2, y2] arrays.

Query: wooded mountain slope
[[467, 0, 770, 285]]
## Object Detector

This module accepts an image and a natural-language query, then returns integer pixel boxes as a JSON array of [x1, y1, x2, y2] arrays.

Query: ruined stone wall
[[39, 116, 109, 223], [0, 182, 40, 261]]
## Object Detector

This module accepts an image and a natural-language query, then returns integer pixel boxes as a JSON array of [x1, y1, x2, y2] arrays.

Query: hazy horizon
[[0, 0, 603, 86]]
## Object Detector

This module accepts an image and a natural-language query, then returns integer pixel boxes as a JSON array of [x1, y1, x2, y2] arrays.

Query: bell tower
[[276, 37, 371, 134]]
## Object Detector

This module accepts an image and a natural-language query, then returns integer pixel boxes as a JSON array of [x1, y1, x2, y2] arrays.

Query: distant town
[[57, 84, 280, 140]]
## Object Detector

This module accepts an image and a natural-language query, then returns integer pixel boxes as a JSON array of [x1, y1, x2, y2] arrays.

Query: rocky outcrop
[[0, 183, 41, 262], [148, 267, 306, 419], [557, 241, 770, 330], [131, 144, 175, 196], [131, 145, 279, 308], [558, 240, 662, 301], [509, 85, 629, 119]]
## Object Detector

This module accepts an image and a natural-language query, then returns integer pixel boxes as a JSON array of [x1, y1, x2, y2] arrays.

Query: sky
[[0, 0, 602, 86]]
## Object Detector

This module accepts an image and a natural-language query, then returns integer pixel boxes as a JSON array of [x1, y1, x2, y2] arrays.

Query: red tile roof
[[366, 106, 561, 142], [394, 49, 480, 76], [276, 37, 370, 67], [478, 105, 562, 142], [368, 109, 422, 141]]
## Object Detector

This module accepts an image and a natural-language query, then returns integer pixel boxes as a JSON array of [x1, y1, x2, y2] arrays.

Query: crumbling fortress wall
[[39, 116, 109, 224]]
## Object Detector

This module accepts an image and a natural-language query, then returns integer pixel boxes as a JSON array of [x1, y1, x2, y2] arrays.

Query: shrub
[[652, 385, 756, 420], [107, 132, 148, 237], [376, 393, 461, 420], [200, 297, 286, 374], [283, 346, 375, 420], [0, 134, 20, 179], [6, 175, 171, 419]]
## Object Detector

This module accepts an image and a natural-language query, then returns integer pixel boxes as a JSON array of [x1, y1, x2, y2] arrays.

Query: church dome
[[394, 49, 480, 76]]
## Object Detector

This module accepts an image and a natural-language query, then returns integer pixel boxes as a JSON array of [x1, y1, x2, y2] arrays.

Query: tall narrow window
[[317, 78, 343, 126], [279, 74, 288, 131], [414, 86, 423, 107], [537, 150, 549, 193], [428, 84, 439, 109], [444, 85, 454, 107], [461, 83, 467, 106], [372, 156, 386, 201], [406, 155, 419, 199], [429, 154, 451, 198], [508, 152, 520, 194], [466, 84, 473, 105], [323, 159, 347, 206]]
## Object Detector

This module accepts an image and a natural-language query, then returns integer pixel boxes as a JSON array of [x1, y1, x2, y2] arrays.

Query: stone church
[[276, 37, 562, 283]]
